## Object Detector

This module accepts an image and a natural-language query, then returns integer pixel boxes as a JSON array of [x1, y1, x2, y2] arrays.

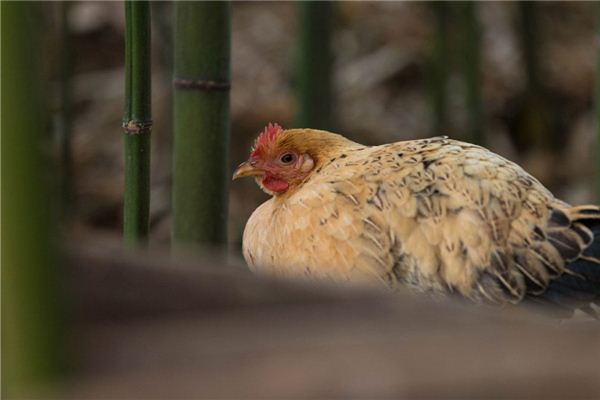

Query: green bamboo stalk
[[459, 1, 483, 145], [517, 0, 547, 150], [519, 1, 541, 94], [429, 1, 450, 135], [123, 1, 152, 245], [596, 1, 600, 200], [2, 2, 66, 396], [172, 1, 231, 246], [295, 1, 334, 130], [59, 1, 74, 215]]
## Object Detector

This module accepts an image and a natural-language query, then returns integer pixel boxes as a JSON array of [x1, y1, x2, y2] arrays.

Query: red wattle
[[262, 176, 289, 193]]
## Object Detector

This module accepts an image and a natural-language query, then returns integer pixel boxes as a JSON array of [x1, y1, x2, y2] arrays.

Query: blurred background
[[4, 1, 600, 398], [43, 1, 597, 249]]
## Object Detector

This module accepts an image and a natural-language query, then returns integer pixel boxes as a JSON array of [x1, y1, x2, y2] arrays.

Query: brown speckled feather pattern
[[243, 134, 600, 305]]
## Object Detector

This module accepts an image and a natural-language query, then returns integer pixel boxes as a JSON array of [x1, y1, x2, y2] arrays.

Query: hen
[[233, 123, 600, 314]]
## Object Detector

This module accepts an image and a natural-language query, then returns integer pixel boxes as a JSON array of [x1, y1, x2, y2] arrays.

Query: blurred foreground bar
[[66, 239, 600, 398], [2, 2, 66, 397]]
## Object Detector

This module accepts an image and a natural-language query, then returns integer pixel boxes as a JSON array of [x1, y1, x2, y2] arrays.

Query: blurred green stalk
[[59, 1, 74, 215], [459, 1, 483, 145], [429, 1, 450, 135], [517, 0, 547, 149], [295, 1, 334, 130], [519, 1, 541, 94], [123, 1, 152, 245], [2, 2, 66, 396], [172, 1, 231, 246]]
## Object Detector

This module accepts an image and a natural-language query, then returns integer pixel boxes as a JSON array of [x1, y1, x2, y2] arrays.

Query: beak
[[232, 161, 263, 180]]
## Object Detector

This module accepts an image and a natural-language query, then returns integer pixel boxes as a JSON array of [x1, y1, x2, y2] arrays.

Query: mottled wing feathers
[[352, 137, 551, 304], [385, 140, 600, 307]]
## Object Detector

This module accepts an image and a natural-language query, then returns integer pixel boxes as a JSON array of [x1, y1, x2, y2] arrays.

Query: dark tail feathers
[[541, 208, 600, 316]]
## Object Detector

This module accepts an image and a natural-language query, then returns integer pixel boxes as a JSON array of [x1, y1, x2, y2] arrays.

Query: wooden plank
[[65, 239, 600, 398]]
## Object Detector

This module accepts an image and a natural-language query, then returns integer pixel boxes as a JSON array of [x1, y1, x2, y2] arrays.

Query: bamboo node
[[122, 120, 153, 135], [173, 78, 231, 91]]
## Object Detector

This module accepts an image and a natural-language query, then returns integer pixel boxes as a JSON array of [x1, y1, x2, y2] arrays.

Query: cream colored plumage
[[235, 126, 600, 310]]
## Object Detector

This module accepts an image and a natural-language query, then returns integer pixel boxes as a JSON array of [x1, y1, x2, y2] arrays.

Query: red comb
[[251, 123, 283, 157]]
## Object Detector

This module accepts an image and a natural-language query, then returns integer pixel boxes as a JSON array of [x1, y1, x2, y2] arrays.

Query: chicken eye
[[279, 153, 295, 164]]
